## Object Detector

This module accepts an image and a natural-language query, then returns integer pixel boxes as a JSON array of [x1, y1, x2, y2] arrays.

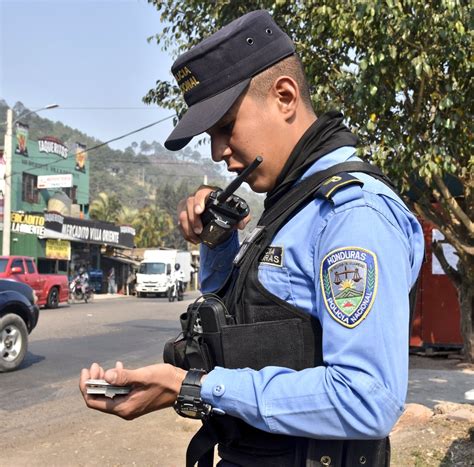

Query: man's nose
[[211, 135, 232, 162]]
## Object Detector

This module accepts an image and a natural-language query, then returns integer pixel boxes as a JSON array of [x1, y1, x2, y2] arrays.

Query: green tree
[[156, 179, 196, 249], [89, 192, 122, 223], [146, 0, 473, 359], [117, 206, 138, 226], [133, 205, 174, 248]]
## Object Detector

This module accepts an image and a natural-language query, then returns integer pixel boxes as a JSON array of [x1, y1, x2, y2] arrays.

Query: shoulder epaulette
[[315, 172, 363, 201]]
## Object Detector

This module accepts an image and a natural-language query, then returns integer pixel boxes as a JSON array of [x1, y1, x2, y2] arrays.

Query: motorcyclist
[[168, 263, 184, 301], [77, 267, 90, 295], [174, 263, 184, 295]]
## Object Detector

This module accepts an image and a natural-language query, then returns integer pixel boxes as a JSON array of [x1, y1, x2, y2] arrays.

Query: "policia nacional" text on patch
[[260, 246, 283, 267]]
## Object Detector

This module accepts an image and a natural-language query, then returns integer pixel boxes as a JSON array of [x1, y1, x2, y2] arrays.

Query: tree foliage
[[89, 192, 122, 223], [146, 0, 473, 359], [132, 205, 174, 248]]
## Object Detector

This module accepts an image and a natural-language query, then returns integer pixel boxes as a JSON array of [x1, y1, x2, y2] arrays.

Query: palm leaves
[[89, 192, 121, 223], [132, 205, 174, 248], [89, 193, 175, 248]]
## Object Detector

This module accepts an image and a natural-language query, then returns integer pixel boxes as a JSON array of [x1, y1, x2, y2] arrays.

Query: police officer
[[79, 10, 424, 467]]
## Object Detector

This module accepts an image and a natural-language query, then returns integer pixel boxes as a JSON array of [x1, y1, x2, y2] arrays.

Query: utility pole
[[2, 108, 13, 255]]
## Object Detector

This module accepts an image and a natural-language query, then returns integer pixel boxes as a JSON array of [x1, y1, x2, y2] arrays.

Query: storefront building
[[0, 125, 136, 292]]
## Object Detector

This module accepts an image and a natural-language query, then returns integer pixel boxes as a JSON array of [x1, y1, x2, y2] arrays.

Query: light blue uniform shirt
[[199, 147, 424, 439]]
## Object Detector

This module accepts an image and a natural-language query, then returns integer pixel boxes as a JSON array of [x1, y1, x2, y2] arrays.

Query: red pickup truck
[[0, 256, 69, 308]]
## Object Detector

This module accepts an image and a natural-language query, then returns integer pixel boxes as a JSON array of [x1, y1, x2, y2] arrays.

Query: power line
[[8, 114, 177, 178], [56, 107, 164, 110]]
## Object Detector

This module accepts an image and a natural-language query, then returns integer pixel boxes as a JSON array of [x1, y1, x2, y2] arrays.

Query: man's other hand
[[79, 361, 187, 420]]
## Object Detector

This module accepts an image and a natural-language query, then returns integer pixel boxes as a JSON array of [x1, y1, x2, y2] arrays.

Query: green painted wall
[[10, 232, 44, 257], [10, 136, 89, 213]]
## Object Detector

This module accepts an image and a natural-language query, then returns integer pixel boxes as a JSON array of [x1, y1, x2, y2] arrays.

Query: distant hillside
[[0, 100, 225, 204], [0, 100, 264, 235]]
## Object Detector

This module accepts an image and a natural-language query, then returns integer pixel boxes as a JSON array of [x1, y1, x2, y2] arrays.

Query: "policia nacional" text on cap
[[164, 10, 295, 151]]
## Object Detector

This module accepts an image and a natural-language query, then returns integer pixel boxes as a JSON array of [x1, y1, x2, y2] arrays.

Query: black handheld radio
[[200, 156, 262, 249]]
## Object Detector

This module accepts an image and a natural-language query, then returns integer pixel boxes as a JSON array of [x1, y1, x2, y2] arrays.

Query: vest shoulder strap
[[260, 161, 387, 228]]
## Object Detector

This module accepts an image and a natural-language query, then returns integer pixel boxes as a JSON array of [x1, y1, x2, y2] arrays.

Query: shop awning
[[107, 255, 140, 266], [42, 211, 135, 249]]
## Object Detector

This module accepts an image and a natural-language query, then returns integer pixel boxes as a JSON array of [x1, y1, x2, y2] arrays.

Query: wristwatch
[[174, 369, 212, 419]]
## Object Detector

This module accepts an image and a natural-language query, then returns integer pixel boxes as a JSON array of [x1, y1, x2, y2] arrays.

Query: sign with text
[[44, 212, 135, 249], [11, 211, 45, 236], [38, 136, 68, 159], [38, 174, 73, 189], [45, 239, 71, 260]]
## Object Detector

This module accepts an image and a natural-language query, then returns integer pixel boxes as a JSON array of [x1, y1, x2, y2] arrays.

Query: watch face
[[179, 407, 200, 419], [175, 400, 211, 420]]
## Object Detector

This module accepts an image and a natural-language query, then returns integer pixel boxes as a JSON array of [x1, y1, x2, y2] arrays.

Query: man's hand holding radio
[[178, 185, 215, 244], [177, 186, 250, 245], [177, 157, 261, 247]]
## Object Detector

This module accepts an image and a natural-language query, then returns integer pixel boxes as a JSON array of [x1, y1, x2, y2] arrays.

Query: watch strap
[[183, 368, 206, 387]]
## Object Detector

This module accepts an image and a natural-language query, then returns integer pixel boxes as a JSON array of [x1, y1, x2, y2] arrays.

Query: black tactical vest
[[182, 162, 395, 467]]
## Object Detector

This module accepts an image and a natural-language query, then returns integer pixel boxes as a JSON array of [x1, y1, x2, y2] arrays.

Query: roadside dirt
[[390, 355, 474, 466], [2, 356, 473, 467]]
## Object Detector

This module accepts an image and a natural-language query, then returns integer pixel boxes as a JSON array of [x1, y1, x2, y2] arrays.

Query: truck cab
[[135, 249, 192, 298], [0, 256, 69, 308], [136, 259, 172, 297]]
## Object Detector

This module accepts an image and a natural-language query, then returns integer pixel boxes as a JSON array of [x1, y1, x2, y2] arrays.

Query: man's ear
[[271, 76, 299, 120]]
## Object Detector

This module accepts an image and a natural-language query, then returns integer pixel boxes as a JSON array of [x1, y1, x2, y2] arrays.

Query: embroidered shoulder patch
[[320, 247, 378, 328], [260, 246, 283, 267]]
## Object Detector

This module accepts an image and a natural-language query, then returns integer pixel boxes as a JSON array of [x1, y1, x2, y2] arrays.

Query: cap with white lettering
[[164, 10, 295, 151]]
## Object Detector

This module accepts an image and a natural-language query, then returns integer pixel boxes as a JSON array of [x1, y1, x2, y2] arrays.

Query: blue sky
[[0, 0, 193, 152]]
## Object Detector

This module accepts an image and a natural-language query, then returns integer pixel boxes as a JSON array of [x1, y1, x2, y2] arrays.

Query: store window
[[63, 186, 77, 203], [22, 173, 39, 203]]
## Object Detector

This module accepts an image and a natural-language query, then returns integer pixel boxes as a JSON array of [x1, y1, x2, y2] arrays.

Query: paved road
[[1, 293, 199, 447], [1, 292, 472, 466]]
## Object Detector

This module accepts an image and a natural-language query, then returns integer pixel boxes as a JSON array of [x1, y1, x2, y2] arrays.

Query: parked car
[[0, 279, 39, 372], [0, 256, 69, 308]]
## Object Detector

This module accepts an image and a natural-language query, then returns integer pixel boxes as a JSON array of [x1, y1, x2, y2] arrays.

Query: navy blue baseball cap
[[164, 10, 296, 151]]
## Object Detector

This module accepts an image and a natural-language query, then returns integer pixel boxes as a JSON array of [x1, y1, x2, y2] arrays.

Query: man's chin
[[247, 179, 270, 194]]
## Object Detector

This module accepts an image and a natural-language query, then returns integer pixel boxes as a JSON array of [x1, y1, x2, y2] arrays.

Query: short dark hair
[[248, 54, 313, 110]]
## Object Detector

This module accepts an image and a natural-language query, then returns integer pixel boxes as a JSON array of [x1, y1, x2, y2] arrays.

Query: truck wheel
[[46, 287, 59, 309], [0, 313, 28, 372]]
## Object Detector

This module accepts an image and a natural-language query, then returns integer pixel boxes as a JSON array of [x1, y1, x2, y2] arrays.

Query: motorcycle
[[167, 279, 184, 302], [69, 276, 94, 303]]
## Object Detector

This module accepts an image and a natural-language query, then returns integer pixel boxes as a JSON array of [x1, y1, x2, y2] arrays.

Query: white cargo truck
[[136, 249, 192, 298]]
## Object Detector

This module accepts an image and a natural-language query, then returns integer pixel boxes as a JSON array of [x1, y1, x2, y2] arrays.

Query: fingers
[[82, 388, 128, 417], [79, 367, 91, 395], [104, 365, 151, 387], [88, 362, 104, 379], [237, 215, 251, 230], [79, 362, 105, 405], [79, 363, 181, 420], [79, 362, 133, 418], [177, 186, 216, 244]]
